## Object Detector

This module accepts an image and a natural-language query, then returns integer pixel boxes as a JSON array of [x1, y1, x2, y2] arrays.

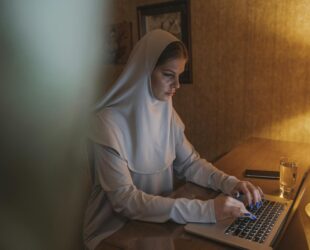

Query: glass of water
[[279, 157, 298, 196]]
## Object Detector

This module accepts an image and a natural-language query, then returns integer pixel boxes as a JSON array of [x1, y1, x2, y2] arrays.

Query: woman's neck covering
[[91, 29, 180, 174]]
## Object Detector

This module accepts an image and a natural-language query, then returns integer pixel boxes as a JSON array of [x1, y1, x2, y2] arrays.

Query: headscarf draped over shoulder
[[90, 29, 183, 174]]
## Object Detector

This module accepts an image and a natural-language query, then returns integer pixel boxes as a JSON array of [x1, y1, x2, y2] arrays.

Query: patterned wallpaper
[[104, 0, 310, 162]]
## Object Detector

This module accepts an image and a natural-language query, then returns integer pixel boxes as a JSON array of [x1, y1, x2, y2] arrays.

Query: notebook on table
[[184, 170, 309, 250]]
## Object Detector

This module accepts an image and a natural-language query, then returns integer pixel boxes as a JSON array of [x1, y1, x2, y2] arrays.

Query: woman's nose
[[174, 78, 180, 89]]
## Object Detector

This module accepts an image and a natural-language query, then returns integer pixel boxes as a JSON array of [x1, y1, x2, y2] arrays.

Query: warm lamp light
[[306, 203, 310, 218], [255, 112, 310, 146]]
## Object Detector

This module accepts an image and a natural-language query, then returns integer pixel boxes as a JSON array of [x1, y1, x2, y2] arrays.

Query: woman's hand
[[231, 181, 264, 208], [213, 181, 264, 222], [213, 195, 249, 221]]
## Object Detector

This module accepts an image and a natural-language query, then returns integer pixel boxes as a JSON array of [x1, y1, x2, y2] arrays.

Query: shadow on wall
[[240, 0, 310, 141], [0, 1, 109, 250], [173, 0, 310, 161]]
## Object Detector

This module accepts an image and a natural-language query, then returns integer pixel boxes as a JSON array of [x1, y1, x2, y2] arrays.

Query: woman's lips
[[166, 91, 175, 96]]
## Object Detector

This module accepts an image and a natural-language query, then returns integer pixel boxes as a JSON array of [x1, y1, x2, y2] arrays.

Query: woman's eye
[[163, 73, 174, 78]]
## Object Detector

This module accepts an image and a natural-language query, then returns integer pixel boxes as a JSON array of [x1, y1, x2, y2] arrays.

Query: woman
[[84, 29, 263, 250]]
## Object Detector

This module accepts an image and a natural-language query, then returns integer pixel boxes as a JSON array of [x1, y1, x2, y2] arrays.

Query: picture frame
[[137, 0, 192, 84], [104, 21, 133, 64]]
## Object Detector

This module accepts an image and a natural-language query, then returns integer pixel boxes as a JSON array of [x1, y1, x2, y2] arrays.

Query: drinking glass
[[279, 157, 298, 196]]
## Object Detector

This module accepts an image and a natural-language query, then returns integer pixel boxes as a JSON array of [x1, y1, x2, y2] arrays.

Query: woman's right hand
[[213, 195, 249, 221]]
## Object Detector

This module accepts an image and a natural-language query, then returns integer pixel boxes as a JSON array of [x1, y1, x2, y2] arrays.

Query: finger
[[240, 211, 257, 220], [257, 186, 264, 198], [246, 184, 261, 205], [239, 202, 257, 220], [240, 183, 253, 207], [255, 186, 263, 202], [231, 204, 252, 218], [224, 197, 246, 215], [230, 207, 242, 218], [254, 186, 262, 202], [232, 190, 240, 198], [229, 196, 246, 207], [240, 201, 249, 213], [230, 199, 248, 217]]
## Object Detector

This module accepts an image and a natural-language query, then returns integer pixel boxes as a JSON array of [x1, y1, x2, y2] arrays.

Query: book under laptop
[[184, 170, 309, 250]]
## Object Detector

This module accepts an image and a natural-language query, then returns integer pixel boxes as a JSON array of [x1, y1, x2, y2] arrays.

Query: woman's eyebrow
[[162, 69, 176, 74]]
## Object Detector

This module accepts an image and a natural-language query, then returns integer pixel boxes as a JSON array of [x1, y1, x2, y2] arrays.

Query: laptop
[[184, 170, 309, 250]]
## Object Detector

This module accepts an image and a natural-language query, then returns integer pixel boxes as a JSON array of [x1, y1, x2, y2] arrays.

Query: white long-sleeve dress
[[83, 110, 239, 250]]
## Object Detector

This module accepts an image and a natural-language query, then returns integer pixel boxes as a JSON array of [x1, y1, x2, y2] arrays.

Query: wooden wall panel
[[105, 0, 310, 161]]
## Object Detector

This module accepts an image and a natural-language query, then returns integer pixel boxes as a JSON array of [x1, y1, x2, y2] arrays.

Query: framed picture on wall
[[137, 0, 192, 84], [104, 21, 133, 64]]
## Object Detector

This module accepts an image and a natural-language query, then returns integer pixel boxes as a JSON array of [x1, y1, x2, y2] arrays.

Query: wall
[[105, 0, 310, 161]]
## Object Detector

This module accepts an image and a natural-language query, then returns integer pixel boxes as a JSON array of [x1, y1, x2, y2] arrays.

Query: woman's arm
[[173, 130, 263, 208], [173, 132, 239, 195], [93, 143, 218, 224]]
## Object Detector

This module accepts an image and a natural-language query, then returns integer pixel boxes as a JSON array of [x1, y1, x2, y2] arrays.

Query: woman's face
[[151, 58, 186, 101]]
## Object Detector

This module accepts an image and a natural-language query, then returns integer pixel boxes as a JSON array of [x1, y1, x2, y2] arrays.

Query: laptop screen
[[271, 169, 309, 247]]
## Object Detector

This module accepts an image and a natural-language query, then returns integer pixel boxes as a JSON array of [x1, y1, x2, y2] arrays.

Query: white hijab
[[90, 29, 182, 175]]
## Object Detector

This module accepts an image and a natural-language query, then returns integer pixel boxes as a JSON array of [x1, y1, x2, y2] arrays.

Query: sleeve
[[172, 115, 240, 195], [93, 143, 218, 224]]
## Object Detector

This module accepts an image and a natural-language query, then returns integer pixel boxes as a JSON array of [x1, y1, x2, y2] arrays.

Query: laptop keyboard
[[224, 199, 285, 244]]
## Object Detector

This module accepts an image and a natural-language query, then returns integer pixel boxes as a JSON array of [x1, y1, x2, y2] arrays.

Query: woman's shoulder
[[172, 108, 185, 131], [89, 108, 125, 152], [94, 108, 125, 126], [96, 108, 119, 120], [90, 108, 124, 137]]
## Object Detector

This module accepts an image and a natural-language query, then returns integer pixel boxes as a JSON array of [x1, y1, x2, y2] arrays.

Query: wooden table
[[97, 137, 310, 250]]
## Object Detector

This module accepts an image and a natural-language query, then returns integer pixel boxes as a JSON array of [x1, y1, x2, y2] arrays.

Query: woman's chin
[[154, 93, 173, 102], [166, 92, 175, 98], [164, 94, 173, 101]]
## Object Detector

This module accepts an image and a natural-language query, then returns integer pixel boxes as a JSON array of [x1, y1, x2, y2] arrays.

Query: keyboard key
[[225, 198, 285, 244], [233, 229, 241, 236], [254, 236, 261, 242]]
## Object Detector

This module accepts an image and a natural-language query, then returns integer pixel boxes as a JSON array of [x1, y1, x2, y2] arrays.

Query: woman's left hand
[[231, 181, 264, 208]]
